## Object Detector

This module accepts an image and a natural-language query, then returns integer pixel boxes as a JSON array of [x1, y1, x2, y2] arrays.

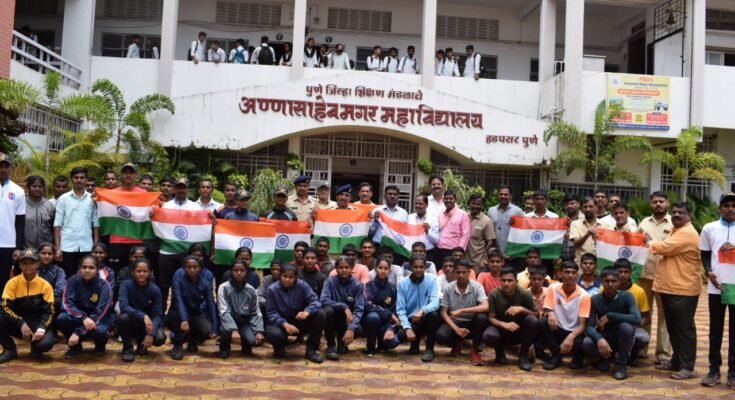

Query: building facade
[[7, 0, 735, 206]]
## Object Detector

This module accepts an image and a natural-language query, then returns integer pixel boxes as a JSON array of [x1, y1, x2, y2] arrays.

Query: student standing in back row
[[252, 36, 276, 65], [229, 39, 248, 64], [190, 31, 207, 64], [438, 48, 460, 77], [463, 45, 481, 80], [399, 46, 419, 74]]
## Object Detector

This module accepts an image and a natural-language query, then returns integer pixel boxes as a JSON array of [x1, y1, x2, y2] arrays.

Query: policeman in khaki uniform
[[286, 176, 318, 222]]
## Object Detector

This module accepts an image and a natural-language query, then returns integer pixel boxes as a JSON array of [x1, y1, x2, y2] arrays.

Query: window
[[15, 0, 58, 15], [530, 59, 538, 82], [101, 33, 161, 58], [707, 9, 735, 31], [604, 64, 619, 72], [706, 51, 735, 66], [103, 0, 162, 19], [327, 8, 392, 33], [437, 16, 499, 41], [457, 54, 497, 79], [215, 2, 282, 26]]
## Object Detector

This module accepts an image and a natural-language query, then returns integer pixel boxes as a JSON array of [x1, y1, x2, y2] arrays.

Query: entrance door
[[627, 31, 646, 74], [384, 160, 414, 211], [303, 156, 331, 196]]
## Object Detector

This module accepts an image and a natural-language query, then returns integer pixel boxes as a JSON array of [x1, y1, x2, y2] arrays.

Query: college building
[[4, 0, 735, 208]]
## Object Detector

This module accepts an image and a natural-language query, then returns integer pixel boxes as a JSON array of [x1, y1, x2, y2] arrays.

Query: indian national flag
[[96, 188, 160, 240], [595, 228, 648, 282], [353, 203, 379, 212], [214, 220, 276, 269], [266, 219, 311, 263], [717, 249, 735, 304], [313, 209, 371, 253], [379, 214, 427, 258], [505, 216, 569, 260], [151, 208, 212, 254]]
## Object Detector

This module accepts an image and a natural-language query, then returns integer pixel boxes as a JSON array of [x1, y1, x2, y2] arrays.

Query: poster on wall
[[606, 73, 670, 130]]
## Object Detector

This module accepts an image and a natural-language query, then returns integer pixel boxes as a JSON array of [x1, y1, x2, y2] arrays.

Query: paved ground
[[0, 290, 732, 399]]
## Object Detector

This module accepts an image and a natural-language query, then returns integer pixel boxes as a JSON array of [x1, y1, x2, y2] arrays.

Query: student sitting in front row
[[36, 243, 66, 334], [117, 259, 166, 362], [400, 242, 438, 276], [577, 253, 601, 295], [58, 256, 114, 359], [369, 247, 405, 286], [397, 255, 440, 363], [257, 260, 282, 319], [612, 258, 650, 367], [321, 255, 365, 360], [363, 257, 400, 356], [220, 247, 261, 289], [217, 259, 265, 359], [298, 248, 327, 296], [477, 248, 503, 295]]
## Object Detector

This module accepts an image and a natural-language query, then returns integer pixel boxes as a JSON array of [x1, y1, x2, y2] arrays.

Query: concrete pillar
[[291, 0, 307, 80], [562, 0, 584, 126], [60, 0, 96, 89], [689, 0, 706, 127], [158, 0, 179, 96], [538, 0, 556, 83], [421, 0, 437, 88]]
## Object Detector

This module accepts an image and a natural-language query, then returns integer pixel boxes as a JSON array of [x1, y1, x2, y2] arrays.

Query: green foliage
[[285, 153, 304, 171], [438, 169, 483, 210], [687, 194, 720, 232], [211, 188, 225, 204], [0, 79, 41, 154], [416, 159, 433, 175], [227, 173, 249, 190], [199, 173, 219, 188], [523, 189, 565, 215], [543, 101, 651, 189], [249, 169, 294, 216]]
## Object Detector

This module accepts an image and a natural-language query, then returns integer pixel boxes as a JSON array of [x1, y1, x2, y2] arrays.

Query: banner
[[505, 216, 569, 260], [607, 73, 670, 130], [95, 188, 160, 239], [313, 209, 371, 253], [151, 208, 212, 254], [214, 220, 276, 269], [595, 228, 648, 282]]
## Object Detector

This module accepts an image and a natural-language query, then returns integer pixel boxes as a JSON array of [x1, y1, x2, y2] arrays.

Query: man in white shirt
[[0, 153, 25, 292], [409, 194, 440, 256], [463, 45, 481, 80], [229, 39, 248, 64], [434, 49, 445, 76], [426, 175, 446, 218], [382, 47, 399, 73], [304, 38, 319, 67], [328, 44, 351, 70], [190, 31, 207, 64], [369, 185, 409, 245], [439, 48, 460, 77], [366, 46, 383, 71], [208, 40, 227, 64], [196, 178, 221, 212], [251, 36, 276, 65], [525, 190, 559, 218], [398, 46, 419, 74], [126, 35, 141, 59]]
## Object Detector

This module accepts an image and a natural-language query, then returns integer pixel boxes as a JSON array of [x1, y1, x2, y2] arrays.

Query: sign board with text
[[606, 73, 670, 130]]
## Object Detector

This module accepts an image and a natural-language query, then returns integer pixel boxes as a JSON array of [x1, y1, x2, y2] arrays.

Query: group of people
[[0, 153, 732, 389]]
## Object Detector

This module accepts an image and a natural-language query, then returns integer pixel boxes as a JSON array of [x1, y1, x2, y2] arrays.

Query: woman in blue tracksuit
[[363, 257, 400, 356], [220, 247, 261, 289], [117, 258, 165, 362], [165, 255, 218, 360], [58, 255, 114, 359], [36, 243, 66, 331]]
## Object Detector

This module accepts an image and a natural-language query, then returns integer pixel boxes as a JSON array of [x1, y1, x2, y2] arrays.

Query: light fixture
[[276, 33, 283, 40], [325, 36, 333, 43], [666, 9, 676, 26]]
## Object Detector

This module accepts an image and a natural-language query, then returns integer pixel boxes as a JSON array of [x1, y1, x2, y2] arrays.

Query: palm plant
[[0, 79, 40, 154], [543, 101, 652, 189], [249, 168, 294, 216]]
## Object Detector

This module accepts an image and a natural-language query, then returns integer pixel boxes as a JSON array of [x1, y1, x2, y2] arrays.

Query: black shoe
[[187, 342, 198, 353], [136, 345, 149, 356], [519, 355, 533, 371], [171, 345, 184, 360], [325, 346, 339, 360], [494, 349, 507, 365], [409, 342, 420, 355], [121, 348, 135, 362], [241, 346, 253, 356], [613, 363, 628, 380], [337, 341, 349, 354], [421, 349, 435, 363], [628, 355, 640, 367], [543, 356, 561, 371], [94, 343, 106, 354], [218, 349, 230, 359], [362, 349, 376, 357], [274, 348, 288, 358], [29, 349, 42, 359], [64, 344, 82, 359], [597, 358, 610, 372], [0, 348, 18, 364], [537, 349, 551, 362], [305, 351, 323, 364], [569, 357, 584, 370]]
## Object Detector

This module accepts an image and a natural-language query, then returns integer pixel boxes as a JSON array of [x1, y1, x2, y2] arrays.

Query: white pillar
[[563, 0, 584, 126], [61, 0, 96, 89], [291, 0, 307, 81], [689, 0, 706, 127], [421, 0, 437, 88], [538, 0, 556, 83], [158, 0, 179, 96]]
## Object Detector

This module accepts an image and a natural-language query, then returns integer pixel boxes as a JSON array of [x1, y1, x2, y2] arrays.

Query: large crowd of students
[[1, 153, 733, 389]]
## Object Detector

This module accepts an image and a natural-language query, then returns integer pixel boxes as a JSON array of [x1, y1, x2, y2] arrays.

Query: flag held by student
[[505, 216, 568, 260], [595, 228, 648, 282], [214, 220, 276, 268], [265, 219, 311, 263], [718, 249, 735, 304], [378, 214, 428, 258], [96, 188, 160, 240], [312, 209, 371, 253], [151, 208, 212, 254]]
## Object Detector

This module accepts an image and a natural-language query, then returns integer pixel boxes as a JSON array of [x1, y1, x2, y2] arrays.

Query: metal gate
[[384, 160, 414, 211], [303, 156, 331, 196]]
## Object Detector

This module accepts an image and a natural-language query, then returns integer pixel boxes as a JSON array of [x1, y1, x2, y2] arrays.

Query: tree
[[640, 126, 725, 201], [543, 101, 652, 190], [0, 79, 40, 154]]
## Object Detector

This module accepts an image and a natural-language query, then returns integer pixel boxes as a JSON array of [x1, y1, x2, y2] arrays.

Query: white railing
[[11, 30, 82, 89], [550, 182, 649, 200], [17, 105, 80, 152]]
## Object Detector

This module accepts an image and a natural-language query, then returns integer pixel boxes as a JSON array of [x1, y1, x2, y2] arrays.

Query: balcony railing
[[11, 30, 83, 89], [17, 105, 81, 152], [550, 182, 649, 200]]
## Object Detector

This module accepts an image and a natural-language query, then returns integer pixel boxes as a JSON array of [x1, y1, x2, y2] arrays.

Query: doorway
[[332, 172, 380, 204], [627, 31, 646, 74]]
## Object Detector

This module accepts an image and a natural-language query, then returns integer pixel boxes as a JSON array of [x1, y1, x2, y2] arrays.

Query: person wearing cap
[[316, 182, 336, 210], [287, 176, 318, 222], [700, 192, 735, 388], [332, 185, 356, 211], [196, 178, 222, 212], [0, 153, 26, 292], [216, 181, 238, 219], [262, 187, 297, 221], [0, 248, 55, 363], [108, 163, 148, 275], [224, 190, 258, 222]]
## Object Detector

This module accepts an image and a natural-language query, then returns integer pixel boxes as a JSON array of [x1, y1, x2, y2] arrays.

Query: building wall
[[0, 0, 15, 79]]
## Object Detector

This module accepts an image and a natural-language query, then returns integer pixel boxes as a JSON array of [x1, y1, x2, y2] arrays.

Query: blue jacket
[[365, 277, 397, 321], [170, 267, 219, 334], [266, 280, 321, 327], [396, 274, 440, 328], [223, 208, 258, 221], [118, 279, 163, 333], [38, 263, 66, 302], [62, 274, 114, 335], [320, 275, 365, 331], [221, 269, 260, 289]]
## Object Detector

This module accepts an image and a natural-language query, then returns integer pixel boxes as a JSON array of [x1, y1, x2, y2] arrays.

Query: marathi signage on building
[[606, 73, 670, 130]]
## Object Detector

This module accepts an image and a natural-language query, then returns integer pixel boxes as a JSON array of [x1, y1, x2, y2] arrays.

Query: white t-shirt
[[599, 214, 637, 230], [700, 219, 735, 295], [0, 179, 26, 248], [163, 198, 201, 211]]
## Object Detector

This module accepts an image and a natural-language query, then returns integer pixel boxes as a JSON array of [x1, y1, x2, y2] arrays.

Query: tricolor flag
[[379, 214, 428, 258], [595, 228, 648, 282], [505, 216, 569, 260], [214, 220, 276, 269], [313, 209, 371, 253], [96, 188, 160, 240], [353, 203, 379, 212], [266, 219, 311, 263], [151, 208, 212, 254], [717, 249, 735, 304]]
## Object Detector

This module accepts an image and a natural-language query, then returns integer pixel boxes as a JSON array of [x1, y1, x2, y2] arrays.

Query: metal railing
[[17, 105, 80, 152], [11, 30, 83, 89], [550, 182, 649, 200]]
